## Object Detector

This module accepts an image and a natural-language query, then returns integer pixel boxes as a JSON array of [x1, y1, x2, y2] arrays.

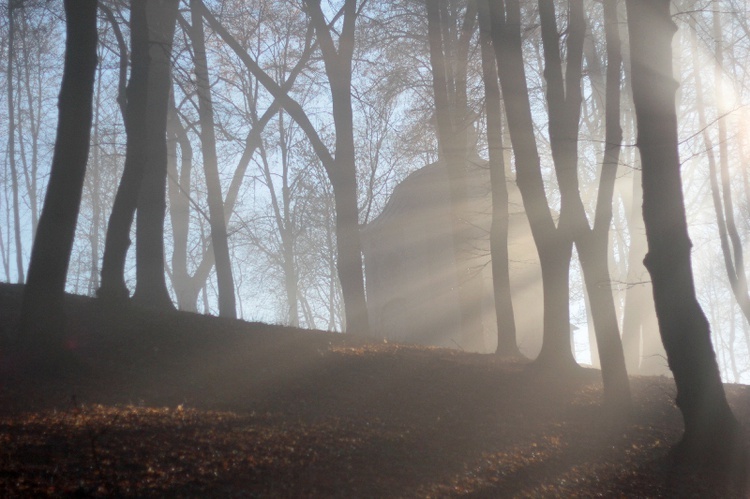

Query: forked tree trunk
[[627, 0, 742, 464], [489, 0, 577, 371], [20, 0, 98, 355], [565, 0, 630, 408], [99, 0, 150, 301]]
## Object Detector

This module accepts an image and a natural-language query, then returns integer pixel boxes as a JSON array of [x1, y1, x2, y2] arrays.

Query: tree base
[[669, 418, 748, 493]]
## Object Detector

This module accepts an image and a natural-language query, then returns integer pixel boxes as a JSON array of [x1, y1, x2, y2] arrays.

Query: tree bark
[[627, 0, 742, 464], [19, 0, 98, 355]]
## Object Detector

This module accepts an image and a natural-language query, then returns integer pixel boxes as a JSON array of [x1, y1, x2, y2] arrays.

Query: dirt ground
[[1, 283, 748, 497]]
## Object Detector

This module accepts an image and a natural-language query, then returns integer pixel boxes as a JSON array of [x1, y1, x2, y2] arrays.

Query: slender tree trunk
[[477, 0, 518, 356], [166, 93, 199, 312], [19, 0, 98, 354], [18, 9, 39, 238], [6, 1, 24, 284], [99, 0, 150, 301], [627, 0, 742, 464], [188, 0, 236, 318], [132, 0, 179, 309], [89, 61, 103, 294]]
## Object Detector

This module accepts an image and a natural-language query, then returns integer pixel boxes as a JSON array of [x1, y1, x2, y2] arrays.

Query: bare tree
[[627, 0, 742, 464], [19, 0, 98, 357], [186, 0, 236, 318], [477, 0, 518, 356]]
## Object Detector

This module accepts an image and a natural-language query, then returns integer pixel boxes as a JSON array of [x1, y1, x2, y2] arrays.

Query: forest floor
[[0, 283, 749, 497]]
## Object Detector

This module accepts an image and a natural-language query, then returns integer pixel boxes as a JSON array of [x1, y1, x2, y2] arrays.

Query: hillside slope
[[0, 283, 748, 497]]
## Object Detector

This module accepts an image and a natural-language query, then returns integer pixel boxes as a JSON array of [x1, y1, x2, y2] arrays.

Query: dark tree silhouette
[[131, 0, 179, 309], [19, 0, 98, 353], [627, 0, 742, 464], [99, 0, 149, 302], [99, 0, 179, 310]]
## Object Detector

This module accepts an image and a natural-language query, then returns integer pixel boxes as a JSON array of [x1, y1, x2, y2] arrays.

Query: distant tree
[[19, 0, 98, 354], [167, 5, 315, 314], [425, 0, 487, 347], [626, 0, 742, 462], [6, 0, 23, 283], [201, 0, 370, 333]]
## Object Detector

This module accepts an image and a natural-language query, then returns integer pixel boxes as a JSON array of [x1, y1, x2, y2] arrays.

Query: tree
[[99, 0, 179, 310], [98, 0, 150, 302], [488, 0, 578, 370], [201, 0, 369, 333], [545, 0, 630, 407], [6, 0, 23, 284], [302, 0, 369, 334], [626, 0, 742, 463], [186, 0, 236, 318], [425, 0, 487, 347], [131, 0, 179, 308], [19, 0, 98, 354], [476, 0, 518, 356]]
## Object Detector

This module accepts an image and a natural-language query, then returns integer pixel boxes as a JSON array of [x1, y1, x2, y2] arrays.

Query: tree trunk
[[570, 0, 631, 408], [19, 0, 98, 356], [6, 0, 24, 284], [426, 0, 485, 347], [99, 0, 150, 302], [188, 0, 236, 318], [132, 0, 179, 309], [477, 0, 518, 357], [489, 0, 578, 370], [305, 0, 369, 334], [626, 0, 742, 464], [166, 92, 199, 312]]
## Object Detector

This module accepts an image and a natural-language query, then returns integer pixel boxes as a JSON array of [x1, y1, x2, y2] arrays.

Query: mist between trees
[[2, 1, 750, 385]]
